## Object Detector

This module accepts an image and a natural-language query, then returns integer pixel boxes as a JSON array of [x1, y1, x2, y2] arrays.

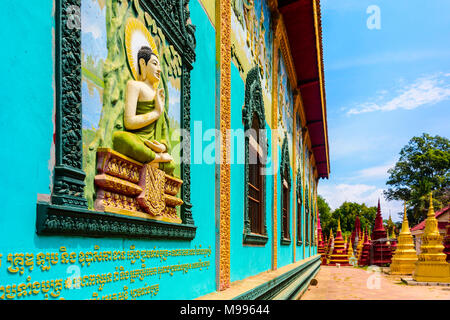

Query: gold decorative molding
[[274, 12, 297, 91], [271, 16, 280, 270], [216, 0, 231, 291]]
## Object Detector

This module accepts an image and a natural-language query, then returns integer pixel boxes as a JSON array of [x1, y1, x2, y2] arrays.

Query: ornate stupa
[[317, 214, 327, 264], [358, 229, 371, 266], [390, 203, 418, 275], [444, 213, 450, 263], [351, 214, 361, 251], [356, 229, 364, 261], [413, 193, 450, 283], [388, 213, 397, 255], [344, 236, 348, 255], [390, 226, 398, 255], [370, 199, 392, 266], [326, 228, 334, 264], [348, 237, 355, 260], [328, 219, 351, 266]]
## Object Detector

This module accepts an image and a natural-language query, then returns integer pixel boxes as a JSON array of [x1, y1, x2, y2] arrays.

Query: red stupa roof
[[411, 205, 450, 232]]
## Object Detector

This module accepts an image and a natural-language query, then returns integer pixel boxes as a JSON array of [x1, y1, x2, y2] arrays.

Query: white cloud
[[318, 183, 403, 222], [346, 73, 450, 115], [354, 161, 395, 180]]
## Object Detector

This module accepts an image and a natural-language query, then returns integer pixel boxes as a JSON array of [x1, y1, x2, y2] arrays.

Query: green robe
[[112, 99, 175, 175]]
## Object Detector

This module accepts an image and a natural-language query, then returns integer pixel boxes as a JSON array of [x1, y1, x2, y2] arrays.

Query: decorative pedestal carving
[[94, 148, 183, 224]]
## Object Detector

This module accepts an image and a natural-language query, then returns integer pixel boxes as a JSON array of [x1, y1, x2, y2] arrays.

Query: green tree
[[317, 199, 377, 239], [317, 195, 332, 236], [384, 133, 450, 225]]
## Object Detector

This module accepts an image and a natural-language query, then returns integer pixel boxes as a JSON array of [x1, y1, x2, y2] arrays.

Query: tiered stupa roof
[[328, 219, 351, 266], [370, 199, 392, 266]]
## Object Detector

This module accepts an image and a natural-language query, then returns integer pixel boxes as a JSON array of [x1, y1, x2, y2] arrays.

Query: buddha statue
[[113, 46, 175, 176]]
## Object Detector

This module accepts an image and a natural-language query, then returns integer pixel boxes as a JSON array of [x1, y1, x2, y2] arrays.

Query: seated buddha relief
[[93, 18, 183, 223], [113, 45, 175, 176]]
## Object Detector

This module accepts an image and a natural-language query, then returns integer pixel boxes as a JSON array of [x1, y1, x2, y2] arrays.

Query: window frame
[[243, 66, 268, 245], [36, 0, 197, 240], [305, 187, 310, 246], [296, 170, 303, 246], [280, 134, 291, 245]]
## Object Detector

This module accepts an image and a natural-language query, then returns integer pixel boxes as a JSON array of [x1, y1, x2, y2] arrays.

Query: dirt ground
[[300, 265, 450, 300]]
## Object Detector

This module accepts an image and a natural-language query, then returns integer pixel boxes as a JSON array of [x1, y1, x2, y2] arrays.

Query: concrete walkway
[[300, 266, 450, 300]]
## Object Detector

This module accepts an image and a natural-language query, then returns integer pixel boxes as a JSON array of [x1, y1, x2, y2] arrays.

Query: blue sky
[[318, 0, 450, 222]]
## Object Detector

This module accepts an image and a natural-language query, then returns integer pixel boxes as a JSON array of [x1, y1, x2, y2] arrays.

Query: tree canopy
[[317, 197, 377, 238], [383, 133, 450, 225]]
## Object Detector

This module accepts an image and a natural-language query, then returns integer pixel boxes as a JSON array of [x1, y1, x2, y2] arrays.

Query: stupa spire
[[413, 193, 450, 282]]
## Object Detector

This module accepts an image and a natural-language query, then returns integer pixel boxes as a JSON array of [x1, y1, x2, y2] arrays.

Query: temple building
[[0, 0, 330, 300], [411, 204, 450, 254], [443, 215, 450, 262]]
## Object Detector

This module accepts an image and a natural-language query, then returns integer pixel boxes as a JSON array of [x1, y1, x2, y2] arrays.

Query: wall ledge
[[196, 254, 320, 300]]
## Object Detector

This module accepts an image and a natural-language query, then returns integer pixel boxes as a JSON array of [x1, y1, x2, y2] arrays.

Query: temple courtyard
[[300, 266, 450, 300]]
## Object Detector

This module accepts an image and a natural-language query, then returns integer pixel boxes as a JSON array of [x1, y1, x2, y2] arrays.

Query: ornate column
[[215, 0, 231, 291], [271, 11, 281, 271]]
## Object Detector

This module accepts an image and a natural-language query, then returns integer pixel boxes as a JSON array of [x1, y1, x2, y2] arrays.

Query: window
[[282, 178, 290, 241], [280, 134, 291, 245], [248, 116, 264, 235], [296, 172, 302, 245], [305, 189, 310, 246], [243, 67, 268, 245]]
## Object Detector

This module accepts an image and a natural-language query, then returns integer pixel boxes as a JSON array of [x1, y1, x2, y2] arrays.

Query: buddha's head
[[138, 46, 161, 84]]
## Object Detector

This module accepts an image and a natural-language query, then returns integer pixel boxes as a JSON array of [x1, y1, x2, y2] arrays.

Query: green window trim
[[242, 67, 269, 245], [305, 187, 310, 246], [280, 133, 291, 245], [296, 169, 303, 246]]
